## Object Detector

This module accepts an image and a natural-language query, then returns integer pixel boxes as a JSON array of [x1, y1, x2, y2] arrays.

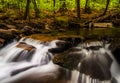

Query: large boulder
[[53, 41, 113, 81]]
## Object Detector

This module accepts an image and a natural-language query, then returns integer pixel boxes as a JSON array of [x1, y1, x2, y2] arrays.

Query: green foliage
[[0, 0, 120, 19], [1, 0, 119, 10]]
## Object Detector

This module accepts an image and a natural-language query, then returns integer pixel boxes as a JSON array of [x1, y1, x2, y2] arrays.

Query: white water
[[0, 38, 119, 83], [70, 42, 120, 83], [0, 38, 62, 82]]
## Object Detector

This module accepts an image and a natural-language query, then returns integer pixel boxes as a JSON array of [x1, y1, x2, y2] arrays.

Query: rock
[[0, 29, 16, 40], [48, 40, 71, 53], [16, 42, 36, 51], [110, 38, 120, 64], [53, 41, 113, 81], [14, 23, 27, 29], [53, 47, 83, 70], [22, 26, 33, 36], [12, 42, 36, 62], [58, 36, 83, 47], [0, 23, 9, 29], [0, 38, 5, 48], [28, 22, 45, 29], [112, 19, 120, 27], [6, 24, 17, 29], [42, 30, 51, 34]]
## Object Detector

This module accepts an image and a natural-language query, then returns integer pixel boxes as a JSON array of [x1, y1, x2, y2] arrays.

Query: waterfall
[[69, 41, 120, 83], [0, 38, 64, 83], [0, 38, 119, 83]]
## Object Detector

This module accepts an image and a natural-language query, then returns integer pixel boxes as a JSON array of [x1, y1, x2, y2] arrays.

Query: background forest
[[0, 0, 120, 20], [0, 0, 120, 43]]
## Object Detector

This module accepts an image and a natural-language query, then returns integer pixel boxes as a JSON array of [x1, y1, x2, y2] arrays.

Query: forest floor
[[0, 8, 120, 43]]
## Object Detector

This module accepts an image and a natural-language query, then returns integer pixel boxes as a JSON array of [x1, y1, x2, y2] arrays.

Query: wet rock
[[0, 29, 16, 40], [53, 47, 83, 70], [0, 38, 5, 48], [49, 40, 71, 53], [13, 42, 36, 62], [110, 38, 120, 64], [16, 42, 36, 51], [22, 26, 33, 36], [58, 36, 83, 47], [53, 42, 113, 81]]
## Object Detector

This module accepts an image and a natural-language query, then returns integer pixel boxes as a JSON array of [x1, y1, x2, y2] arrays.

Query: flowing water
[[0, 38, 119, 83]]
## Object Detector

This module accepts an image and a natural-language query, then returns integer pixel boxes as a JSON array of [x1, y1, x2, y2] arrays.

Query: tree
[[76, 0, 80, 19], [24, 0, 31, 20], [32, 0, 40, 18], [84, 0, 91, 13], [84, 0, 89, 13], [102, 0, 110, 15]]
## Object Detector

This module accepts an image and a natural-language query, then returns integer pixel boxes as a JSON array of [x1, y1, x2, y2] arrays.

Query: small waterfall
[[0, 38, 119, 83], [69, 41, 120, 83], [0, 38, 63, 82]]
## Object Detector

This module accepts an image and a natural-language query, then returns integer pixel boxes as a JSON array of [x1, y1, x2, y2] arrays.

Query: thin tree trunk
[[32, 0, 39, 18], [24, 0, 30, 20], [84, 0, 89, 13], [76, 0, 80, 19], [102, 0, 110, 15], [53, 0, 56, 13]]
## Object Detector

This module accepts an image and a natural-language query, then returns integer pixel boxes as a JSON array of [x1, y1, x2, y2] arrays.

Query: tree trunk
[[84, 0, 89, 13], [24, 0, 30, 20], [53, 0, 56, 13], [76, 0, 80, 19], [32, 0, 39, 18], [102, 0, 110, 15]]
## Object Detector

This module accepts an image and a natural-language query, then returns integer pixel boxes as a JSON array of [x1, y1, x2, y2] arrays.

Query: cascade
[[0, 38, 119, 83]]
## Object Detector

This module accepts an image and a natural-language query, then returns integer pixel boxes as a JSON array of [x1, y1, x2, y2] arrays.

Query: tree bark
[[84, 0, 89, 13], [24, 0, 30, 20], [32, 0, 39, 18], [102, 0, 110, 15], [76, 0, 80, 19]]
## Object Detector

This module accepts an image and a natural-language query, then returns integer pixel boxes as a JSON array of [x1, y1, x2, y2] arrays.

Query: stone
[[0, 29, 16, 40], [0, 38, 5, 47], [16, 42, 36, 51], [0, 23, 9, 29], [48, 40, 71, 53], [22, 26, 33, 36]]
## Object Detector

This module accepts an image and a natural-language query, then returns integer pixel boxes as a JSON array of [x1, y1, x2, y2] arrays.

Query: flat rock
[[16, 42, 36, 51]]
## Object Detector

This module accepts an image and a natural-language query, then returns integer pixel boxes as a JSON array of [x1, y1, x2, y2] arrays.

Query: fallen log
[[84, 10, 120, 25], [90, 22, 113, 28]]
